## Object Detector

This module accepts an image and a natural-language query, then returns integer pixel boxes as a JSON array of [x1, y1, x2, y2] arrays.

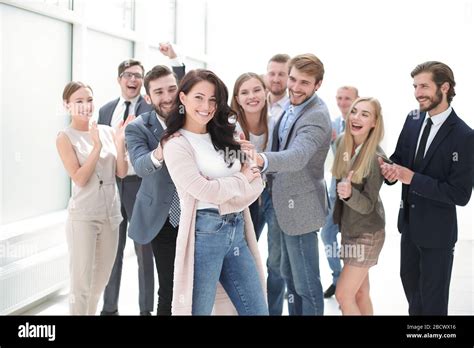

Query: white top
[[415, 106, 452, 158], [111, 95, 140, 176], [180, 129, 241, 210], [267, 93, 289, 122]]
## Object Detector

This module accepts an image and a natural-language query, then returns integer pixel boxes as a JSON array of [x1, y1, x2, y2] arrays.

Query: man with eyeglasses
[[98, 44, 185, 316]]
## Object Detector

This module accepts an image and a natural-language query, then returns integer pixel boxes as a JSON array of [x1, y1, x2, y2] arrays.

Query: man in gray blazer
[[125, 64, 184, 315], [99, 45, 185, 316], [256, 53, 332, 315]]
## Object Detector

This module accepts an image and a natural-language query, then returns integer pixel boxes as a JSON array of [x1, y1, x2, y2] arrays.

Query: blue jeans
[[192, 209, 268, 315], [260, 188, 288, 315], [320, 177, 342, 286], [281, 230, 324, 315]]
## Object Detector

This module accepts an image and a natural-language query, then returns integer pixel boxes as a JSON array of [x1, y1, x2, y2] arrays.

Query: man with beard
[[255, 54, 332, 315], [266, 54, 290, 122], [124, 64, 185, 315], [379, 61, 473, 315], [99, 44, 185, 316]]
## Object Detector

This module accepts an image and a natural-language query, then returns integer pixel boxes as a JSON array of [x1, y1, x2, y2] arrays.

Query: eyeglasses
[[120, 72, 143, 80]]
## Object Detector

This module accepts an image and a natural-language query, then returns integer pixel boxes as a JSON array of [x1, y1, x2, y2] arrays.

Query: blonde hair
[[332, 97, 384, 183]]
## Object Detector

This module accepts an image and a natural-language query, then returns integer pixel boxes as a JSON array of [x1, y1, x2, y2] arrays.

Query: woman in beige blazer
[[332, 97, 386, 315], [162, 70, 268, 315]]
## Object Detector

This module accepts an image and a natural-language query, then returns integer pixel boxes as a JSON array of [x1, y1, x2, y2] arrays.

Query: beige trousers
[[66, 217, 119, 315]]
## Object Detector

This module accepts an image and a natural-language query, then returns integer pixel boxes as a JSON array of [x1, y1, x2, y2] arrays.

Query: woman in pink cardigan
[[162, 69, 268, 315]]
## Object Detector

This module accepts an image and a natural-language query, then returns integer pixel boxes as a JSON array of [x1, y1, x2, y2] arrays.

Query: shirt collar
[[289, 94, 316, 116], [119, 95, 140, 107], [427, 106, 452, 126], [268, 93, 289, 109]]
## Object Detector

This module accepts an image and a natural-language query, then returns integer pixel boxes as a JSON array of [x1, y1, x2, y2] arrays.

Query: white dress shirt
[[415, 106, 452, 158]]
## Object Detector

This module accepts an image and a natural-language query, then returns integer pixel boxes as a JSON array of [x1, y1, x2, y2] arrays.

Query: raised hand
[[337, 170, 354, 200], [236, 132, 257, 163], [159, 42, 177, 59], [116, 114, 136, 143], [90, 121, 102, 150]]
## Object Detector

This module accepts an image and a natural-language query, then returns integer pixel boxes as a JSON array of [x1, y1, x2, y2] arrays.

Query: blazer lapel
[[418, 111, 457, 173], [280, 96, 318, 150], [145, 111, 164, 143], [105, 98, 120, 126], [408, 112, 426, 169], [271, 112, 284, 152]]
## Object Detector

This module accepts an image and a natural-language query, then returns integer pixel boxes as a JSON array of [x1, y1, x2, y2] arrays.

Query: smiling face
[[266, 61, 289, 97], [145, 74, 178, 118], [348, 100, 376, 142], [413, 72, 447, 114], [66, 87, 94, 121], [287, 67, 321, 105], [118, 65, 144, 100], [236, 77, 266, 115], [180, 80, 217, 133]]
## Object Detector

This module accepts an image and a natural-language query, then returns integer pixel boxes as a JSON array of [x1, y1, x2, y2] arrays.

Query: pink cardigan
[[163, 135, 267, 315]]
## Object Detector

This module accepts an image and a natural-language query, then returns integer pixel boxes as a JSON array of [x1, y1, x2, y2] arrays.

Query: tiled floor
[[22, 183, 473, 316]]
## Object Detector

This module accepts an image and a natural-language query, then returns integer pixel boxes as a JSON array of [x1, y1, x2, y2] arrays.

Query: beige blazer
[[163, 135, 266, 315]]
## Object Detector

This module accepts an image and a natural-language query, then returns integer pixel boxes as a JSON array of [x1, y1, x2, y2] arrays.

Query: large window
[[86, 30, 134, 113], [0, 3, 72, 224], [85, 0, 134, 31]]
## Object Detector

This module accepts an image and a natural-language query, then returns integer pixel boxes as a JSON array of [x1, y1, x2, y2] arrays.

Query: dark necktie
[[341, 119, 346, 132], [413, 117, 433, 171], [123, 101, 131, 122]]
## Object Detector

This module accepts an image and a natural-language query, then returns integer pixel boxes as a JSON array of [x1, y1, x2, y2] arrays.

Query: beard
[[154, 103, 173, 118], [418, 87, 443, 112]]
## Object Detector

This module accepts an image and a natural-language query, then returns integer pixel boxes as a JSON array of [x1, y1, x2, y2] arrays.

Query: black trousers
[[150, 218, 178, 316], [400, 231, 454, 315]]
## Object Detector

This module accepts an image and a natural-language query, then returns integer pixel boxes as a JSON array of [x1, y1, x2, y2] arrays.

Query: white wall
[[207, 0, 474, 152]]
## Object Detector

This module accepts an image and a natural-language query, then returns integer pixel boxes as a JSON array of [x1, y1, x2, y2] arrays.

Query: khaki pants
[[66, 217, 119, 315]]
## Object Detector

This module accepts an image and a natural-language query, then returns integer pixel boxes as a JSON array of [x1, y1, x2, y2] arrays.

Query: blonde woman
[[332, 97, 386, 315], [56, 81, 134, 314]]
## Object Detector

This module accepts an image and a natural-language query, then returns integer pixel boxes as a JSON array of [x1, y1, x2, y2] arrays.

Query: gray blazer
[[264, 94, 332, 236], [125, 111, 175, 244]]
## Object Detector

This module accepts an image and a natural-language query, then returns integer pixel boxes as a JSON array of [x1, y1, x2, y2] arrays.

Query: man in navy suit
[[125, 64, 185, 315], [380, 61, 473, 315], [98, 44, 185, 315]]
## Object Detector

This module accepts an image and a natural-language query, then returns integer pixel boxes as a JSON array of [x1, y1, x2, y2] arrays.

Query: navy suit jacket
[[389, 109, 473, 248]]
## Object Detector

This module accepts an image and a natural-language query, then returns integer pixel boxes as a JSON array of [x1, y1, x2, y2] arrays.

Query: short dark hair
[[143, 65, 177, 95], [411, 61, 456, 104], [118, 59, 145, 77], [268, 53, 291, 65]]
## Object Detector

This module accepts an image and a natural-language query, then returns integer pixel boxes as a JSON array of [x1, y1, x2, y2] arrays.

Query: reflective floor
[[23, 183, 473, 316]]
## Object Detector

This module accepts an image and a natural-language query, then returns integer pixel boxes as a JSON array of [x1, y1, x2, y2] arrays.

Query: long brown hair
[[231, 73, 269, 149], [161, 69, 241, 166], [332, 97, 384, 184]]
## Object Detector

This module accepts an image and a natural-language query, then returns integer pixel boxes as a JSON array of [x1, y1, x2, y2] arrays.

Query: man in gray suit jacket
[[125, 64, 184, 315], [256, 54, 332, 315], [99, 46, 185, 315]]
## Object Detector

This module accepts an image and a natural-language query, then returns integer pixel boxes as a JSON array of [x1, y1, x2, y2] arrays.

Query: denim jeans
[[281, 230, 324, 315], [320, 177, 342, 286], [192, 209, 268, 315], [260, 188, 287, 315]]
